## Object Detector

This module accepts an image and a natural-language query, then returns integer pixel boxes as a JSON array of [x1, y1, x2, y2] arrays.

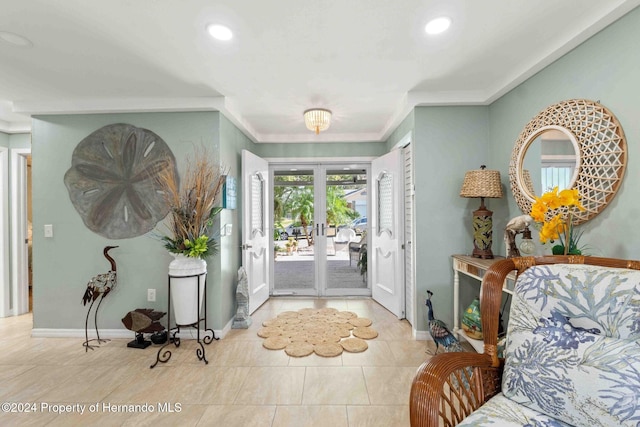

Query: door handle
[[316, 224, 320, 236], [241, 244, 253, 250], [321, 224, 325, 236]]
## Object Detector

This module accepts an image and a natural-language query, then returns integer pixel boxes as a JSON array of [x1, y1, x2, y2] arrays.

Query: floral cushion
[[457, 393, 574, 426], [502, 264, 640, 426]]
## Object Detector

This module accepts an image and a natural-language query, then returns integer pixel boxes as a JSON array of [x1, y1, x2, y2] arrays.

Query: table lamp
[[460, 165, 503, 259]]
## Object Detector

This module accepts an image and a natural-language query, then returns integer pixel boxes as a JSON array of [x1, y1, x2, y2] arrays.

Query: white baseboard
[[414, 330, 433, 341]]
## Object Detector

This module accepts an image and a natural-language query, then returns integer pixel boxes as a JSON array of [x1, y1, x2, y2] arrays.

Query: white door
[[0, 147, 9, 317], [242, 150, 270, 314], [371, 149, 404, 318], [11, 149, 30, 315]]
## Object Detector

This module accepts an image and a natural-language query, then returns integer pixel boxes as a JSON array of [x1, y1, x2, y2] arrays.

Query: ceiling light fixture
[[425, 17, 451, 35], [304, 108, 332, 134], [207, 24, 233, 41]]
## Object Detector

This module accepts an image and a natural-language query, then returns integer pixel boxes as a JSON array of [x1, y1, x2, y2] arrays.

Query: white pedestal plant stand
[[150, 255, 218, 368]]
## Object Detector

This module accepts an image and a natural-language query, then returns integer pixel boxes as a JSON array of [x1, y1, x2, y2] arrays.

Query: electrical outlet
[[147, 288, 156, 302]]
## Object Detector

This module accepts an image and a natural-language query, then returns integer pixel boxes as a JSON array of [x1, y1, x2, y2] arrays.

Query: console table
[[451, 255, 516, 352]]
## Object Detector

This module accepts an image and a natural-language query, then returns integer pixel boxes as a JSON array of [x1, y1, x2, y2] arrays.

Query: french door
[[271, 163, 369, 296]]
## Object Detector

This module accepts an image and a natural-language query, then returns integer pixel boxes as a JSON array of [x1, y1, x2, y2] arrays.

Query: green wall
[[0, 132, 8, 147], [217, 115, 253, 327], [489, 6, 640, 259], [31, 112, 230, 330], [411, 106, 490, 328], [385, 110, 414, 151], [9, 133, 31, 149]]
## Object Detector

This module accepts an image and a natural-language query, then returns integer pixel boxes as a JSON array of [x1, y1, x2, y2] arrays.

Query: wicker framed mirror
[[509, 99, 627, 225]]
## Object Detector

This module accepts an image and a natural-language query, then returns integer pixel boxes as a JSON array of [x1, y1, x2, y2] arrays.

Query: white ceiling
[[1, 0, 638, 142]]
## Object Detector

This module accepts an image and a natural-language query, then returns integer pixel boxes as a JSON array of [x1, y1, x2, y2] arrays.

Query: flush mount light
[[207, 24, 233, 41], [0, 31, 33, 47], [304, 108, 332, 134], [425, 17, 451, 35]]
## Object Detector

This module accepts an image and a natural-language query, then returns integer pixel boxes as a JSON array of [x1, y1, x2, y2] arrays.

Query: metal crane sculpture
[[426, 290, 463, 354], [82, 245, 118, 351]]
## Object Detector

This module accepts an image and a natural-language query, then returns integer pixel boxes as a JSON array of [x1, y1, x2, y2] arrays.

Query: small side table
[[451, 255, 516, 352]]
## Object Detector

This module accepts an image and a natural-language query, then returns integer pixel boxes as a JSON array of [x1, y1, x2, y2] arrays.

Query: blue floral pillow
[[502, 264, 640, 427]]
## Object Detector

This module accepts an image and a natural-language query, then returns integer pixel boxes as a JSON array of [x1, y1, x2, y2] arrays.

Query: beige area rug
[[258, 307, 378, 357]]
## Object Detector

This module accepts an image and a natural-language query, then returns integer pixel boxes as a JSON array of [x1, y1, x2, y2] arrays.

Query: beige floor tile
[[387, 340, 433, 367], [341, 340, 396, 367], [288, 352, 343, 367], [196, 404, 276, 427], [0, 364, 36, 382], [0, 297, 432, 427], [363, 367, 417, 405], [247, 341, 291, 366], [272, 405, 348, 427], [43, 407, 134, 427], [302, 367, 369, 405], [0, 407, 59, 427], [122, 403, 208, 426], [37, 364, 133, 403], [106, 364, 250, 405], [234, 366, 306, 405], [347, 405, 410, 427], [374, 319, 414, 341], [0, 365, 79, 402]]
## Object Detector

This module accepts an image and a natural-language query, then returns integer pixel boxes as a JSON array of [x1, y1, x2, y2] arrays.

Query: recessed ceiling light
[[207, 24, 233, 41], [425, 17, 451, 35], [0, 31, 33, 47]]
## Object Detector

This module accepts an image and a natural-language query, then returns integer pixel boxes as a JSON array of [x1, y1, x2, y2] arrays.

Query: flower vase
[[169, 254, 206, 326], [461, 297, 483, 340]]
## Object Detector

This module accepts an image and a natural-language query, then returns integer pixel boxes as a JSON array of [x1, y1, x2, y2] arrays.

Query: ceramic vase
[[169, 254, 206, 326], [461, 297, 483, 340]]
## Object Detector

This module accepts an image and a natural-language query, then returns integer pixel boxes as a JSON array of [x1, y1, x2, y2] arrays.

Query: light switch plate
[[44, 224, 53, 238]]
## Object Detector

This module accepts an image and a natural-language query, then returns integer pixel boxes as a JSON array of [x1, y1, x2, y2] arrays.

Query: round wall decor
[[509, 99, 627, 225], [64, 123, 177, 239]]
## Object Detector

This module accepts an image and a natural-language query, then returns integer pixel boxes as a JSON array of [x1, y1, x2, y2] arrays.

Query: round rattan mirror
[[509, 99, 627, 225]]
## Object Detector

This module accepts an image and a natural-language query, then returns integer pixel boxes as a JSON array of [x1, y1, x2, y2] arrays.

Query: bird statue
[[121, 308, 166, 349], [81, 245, 118, 351], [426, 290, 463, 354], [504, 214, 533, 258]]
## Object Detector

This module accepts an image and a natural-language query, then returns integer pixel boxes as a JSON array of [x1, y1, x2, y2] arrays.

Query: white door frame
[[0, 147, 9, 317], [393, 132, 417, 332], [10, 148, 31, 316]]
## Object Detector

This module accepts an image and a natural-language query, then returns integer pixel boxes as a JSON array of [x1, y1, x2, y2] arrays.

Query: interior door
[[371, 149, 404, 318], [242, 150, 270, 314]]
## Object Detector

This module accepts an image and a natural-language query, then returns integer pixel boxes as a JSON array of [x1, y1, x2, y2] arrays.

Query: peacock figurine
[[426, 290, 463, 354]]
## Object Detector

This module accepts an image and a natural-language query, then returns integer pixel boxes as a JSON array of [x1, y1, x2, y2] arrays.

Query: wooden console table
[[451, 254, 516, 353]]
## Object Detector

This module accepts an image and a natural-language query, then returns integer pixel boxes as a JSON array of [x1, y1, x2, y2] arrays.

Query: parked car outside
[[349, 217, 367, 234]]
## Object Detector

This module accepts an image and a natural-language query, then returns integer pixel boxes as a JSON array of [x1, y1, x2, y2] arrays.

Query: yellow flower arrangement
[[530, 187, 586, 255]]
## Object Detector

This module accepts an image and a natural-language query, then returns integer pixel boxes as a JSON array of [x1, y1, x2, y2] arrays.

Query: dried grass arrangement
[[156, 147, 227, 259]]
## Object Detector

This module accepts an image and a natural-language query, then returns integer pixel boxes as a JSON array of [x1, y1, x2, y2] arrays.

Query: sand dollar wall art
[[64, 123, 178, 239]]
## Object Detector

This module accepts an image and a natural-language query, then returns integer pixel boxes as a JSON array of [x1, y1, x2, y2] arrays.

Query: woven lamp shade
[[460, 166, 503, 259], [459, 168, 503, 199]]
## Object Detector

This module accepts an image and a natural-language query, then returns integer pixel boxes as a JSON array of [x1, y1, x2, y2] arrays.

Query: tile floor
[[0, 297, 435, 426]]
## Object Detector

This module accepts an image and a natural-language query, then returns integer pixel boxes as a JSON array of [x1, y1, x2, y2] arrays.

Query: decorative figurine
[[504, 215, 533, 258], [81, 246, 118, 351], [121, 308, 166, 349], [232, 267, 252, 329], [426, 290, 463, 353]]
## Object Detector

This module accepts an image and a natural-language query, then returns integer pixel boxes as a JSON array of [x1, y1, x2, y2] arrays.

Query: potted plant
[[156, 147, 226, 325]]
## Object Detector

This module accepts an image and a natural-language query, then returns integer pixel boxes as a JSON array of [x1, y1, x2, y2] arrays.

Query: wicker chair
[[409, 255, 640, 427]]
